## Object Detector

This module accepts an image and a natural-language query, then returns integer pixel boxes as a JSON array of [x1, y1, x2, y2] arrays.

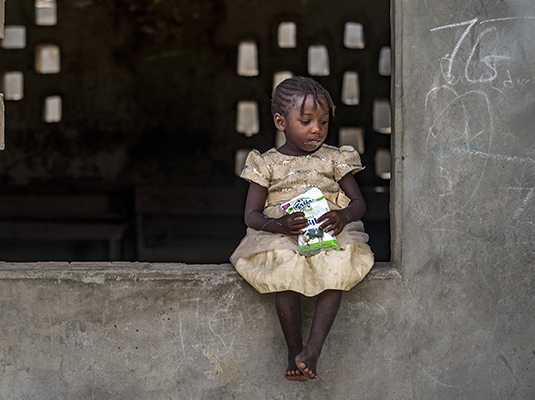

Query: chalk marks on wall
[[341, 301, 388, 328], [430, 17, 535, 86], [208, 308, 243, 356], [423, 15, 535, 217]]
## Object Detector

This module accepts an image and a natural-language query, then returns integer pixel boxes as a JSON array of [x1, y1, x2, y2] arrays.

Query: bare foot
[[284, 350, 308, 382], [295, 349, 319, 379]]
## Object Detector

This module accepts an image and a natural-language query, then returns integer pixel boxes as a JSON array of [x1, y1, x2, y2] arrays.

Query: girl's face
[[274, 95, 330, 156]]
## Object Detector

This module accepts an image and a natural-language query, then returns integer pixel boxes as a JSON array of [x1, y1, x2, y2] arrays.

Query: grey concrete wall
[[0, 263, 400, 400], [390, 0, 535, 398]]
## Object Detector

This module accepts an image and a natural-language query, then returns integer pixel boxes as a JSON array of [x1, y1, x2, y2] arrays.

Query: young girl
[[230, 76, 374, 382]]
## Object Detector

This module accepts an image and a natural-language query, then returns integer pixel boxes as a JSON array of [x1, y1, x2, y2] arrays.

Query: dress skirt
[[230, 217, 374, 297]]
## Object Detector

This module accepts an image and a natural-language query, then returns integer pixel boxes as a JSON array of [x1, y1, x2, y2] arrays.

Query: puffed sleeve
[[240, 149, 271, 188], [333, 145, 364, 181]]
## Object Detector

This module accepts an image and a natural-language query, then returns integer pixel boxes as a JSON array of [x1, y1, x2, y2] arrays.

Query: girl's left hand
[[317, 209, 351, 236]]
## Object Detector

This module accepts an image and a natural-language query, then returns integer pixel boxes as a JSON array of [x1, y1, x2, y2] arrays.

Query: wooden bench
[[0, 192, 128, 261], [135, 185, 247, 263]]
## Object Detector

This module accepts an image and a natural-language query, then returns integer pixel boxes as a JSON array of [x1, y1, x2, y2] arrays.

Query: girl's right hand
[[272, 212, 308, 235]]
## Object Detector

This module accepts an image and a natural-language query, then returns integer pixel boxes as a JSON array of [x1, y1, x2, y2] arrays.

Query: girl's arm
[[244, 182, 307, 235], [317, 172, 366, 236]]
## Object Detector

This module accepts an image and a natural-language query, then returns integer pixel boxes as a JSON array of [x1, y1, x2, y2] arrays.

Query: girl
[[230, 76, 374, 381]]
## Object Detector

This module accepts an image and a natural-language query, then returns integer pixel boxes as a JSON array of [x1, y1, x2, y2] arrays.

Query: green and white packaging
[[281, 187, 339, 255]]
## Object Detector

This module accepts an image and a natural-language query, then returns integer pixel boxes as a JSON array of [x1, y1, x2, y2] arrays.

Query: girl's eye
[[321, 120, 329, 125], [301, 120, 310, 125]]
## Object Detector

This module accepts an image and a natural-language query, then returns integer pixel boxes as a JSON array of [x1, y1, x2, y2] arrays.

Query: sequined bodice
[[241, 144, 363, 205]]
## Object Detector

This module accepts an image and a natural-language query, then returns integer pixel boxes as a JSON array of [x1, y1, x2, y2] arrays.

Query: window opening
[[339, 127, 365, 154], [341, 71, 360, 105], [273, 71, 293, 92], [1, 26, 26, 49], [374, 148, 391, 179], [35, 0, 57, 26], [308, 45, 330, 76], [277, 22, 296, 48], [35, 44, 61, 74], [373, 99, 391, 134], [236, 101, 259, 136], [3, 72, 24, 100], [44, 95, 62, 123], [237, 41, 259, 76], [0, 0, 392, 264], [344, 22, 365, 49], [378, 46, 392, 76]]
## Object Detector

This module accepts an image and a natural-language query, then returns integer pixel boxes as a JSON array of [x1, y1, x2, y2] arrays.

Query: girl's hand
[[317, 209, 351, 236], [270, 212, 308, 235]]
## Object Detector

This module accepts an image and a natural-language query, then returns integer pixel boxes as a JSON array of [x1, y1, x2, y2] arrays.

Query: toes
[[299, 364, 316, 378], [285, 369, 302, 376], [284, 369, 308, 382]]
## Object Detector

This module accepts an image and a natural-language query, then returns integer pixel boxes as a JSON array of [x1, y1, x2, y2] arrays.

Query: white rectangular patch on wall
[[235, 149, 251, 176], [308, 45, 330, 76], [0, 94, 4, 150], [379, 46, 392, 76], [375, 148, 391, 179], [373, 99, 391, 134], [237, 41, 259, 76], [2, 26, 26, 49], [44, 95, 62, 122], [3, 71, 24, 100], [278, 22, 296, 48], [275, 130, 285, 148], [0, 1, 4, 39], [339, 127, 365, 154], [236, 101, 259, 136], [344, 22, 365, 49], [35, 0, 57, 26], [35, 44, 61, 74], [273, 71, 293, 92], [342, 71, 360, 105]]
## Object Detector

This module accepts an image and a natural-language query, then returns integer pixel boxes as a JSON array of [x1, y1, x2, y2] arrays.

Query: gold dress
[[230, 144, 374, 297]]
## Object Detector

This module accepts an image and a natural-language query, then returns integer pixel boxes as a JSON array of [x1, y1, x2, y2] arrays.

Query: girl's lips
[[305, 139, 322, 145]]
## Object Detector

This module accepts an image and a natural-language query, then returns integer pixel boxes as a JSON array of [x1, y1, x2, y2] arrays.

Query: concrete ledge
[[0, 259, 405, 399], [0, 261, 400, 282]]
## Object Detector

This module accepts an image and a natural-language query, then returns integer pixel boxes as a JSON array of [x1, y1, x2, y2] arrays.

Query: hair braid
[[271, 76, 336, 117]]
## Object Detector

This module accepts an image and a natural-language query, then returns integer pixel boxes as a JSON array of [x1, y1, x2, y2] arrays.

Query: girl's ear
[[273, 113, 285, 131]]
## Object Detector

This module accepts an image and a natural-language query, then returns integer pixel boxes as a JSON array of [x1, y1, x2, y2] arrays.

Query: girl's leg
[[296, 289, 342, 379], [275, 291, 307, 381]]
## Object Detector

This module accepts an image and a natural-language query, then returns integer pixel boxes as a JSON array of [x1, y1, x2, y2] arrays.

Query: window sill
[[0, 261, 400, 282]]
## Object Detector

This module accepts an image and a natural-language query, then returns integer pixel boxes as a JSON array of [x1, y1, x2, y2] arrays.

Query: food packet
[[281, 187, 339, 255]]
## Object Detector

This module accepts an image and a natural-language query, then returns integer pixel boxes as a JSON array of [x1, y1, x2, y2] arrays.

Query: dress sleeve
[[334, 145, 364, 181], [240, 149, 271, 188]]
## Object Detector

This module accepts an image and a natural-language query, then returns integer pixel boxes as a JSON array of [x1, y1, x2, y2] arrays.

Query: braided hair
[[271, 76, 336, 117]]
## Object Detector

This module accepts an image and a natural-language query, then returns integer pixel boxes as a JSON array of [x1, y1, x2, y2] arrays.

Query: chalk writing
[[430, 17, 535, 87], [424, 15, 535, 213]]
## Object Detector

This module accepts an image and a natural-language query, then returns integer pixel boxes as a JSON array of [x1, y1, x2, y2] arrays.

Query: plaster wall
[[0, 263, 401, 400], [390, 0, 535, 398]]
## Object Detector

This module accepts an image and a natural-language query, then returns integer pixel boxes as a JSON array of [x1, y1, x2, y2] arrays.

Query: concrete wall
[[1, 0, 535, 399], [0, 263, 400, 400], [390, 0, 535, 398]]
